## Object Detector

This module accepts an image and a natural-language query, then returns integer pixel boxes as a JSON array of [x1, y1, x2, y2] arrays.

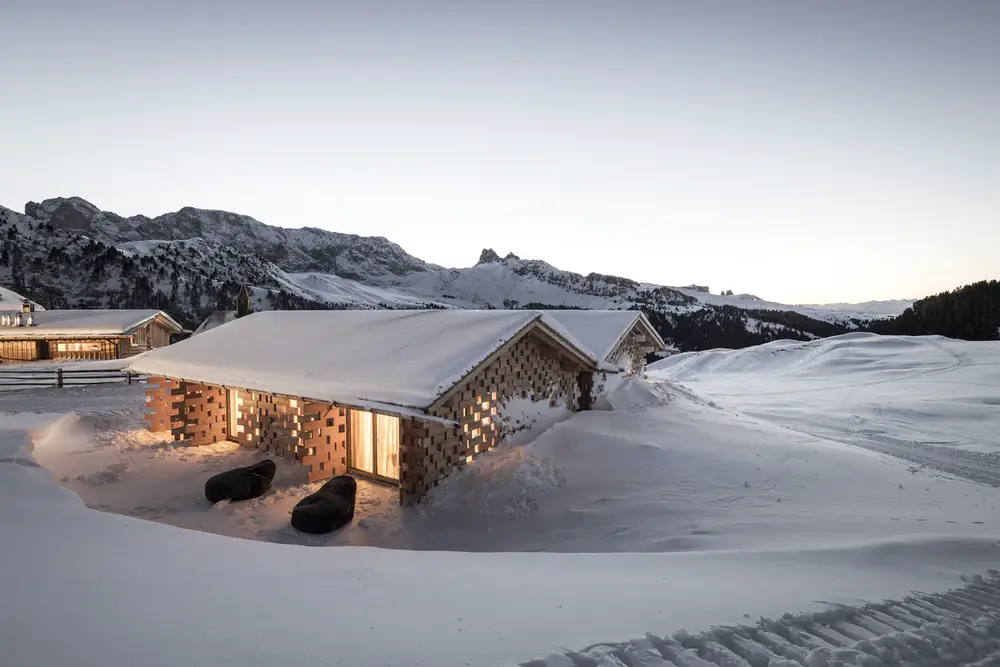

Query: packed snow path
[[524, 572, 1000, 667]]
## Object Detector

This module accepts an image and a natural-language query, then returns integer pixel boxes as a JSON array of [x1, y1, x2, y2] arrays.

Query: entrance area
[[348, 409, 400, 481]]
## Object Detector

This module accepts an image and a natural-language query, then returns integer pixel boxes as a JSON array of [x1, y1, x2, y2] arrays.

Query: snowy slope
[[795, 298, 915, 316], [3, 334, 1000, 665], [671, 287, 912, 322], [650, 333, 1000, 483], [284, 271, 453, 308], [0, 285, 43, 310]]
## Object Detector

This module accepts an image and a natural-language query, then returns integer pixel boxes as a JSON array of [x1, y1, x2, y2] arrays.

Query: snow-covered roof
[[539, 310, 666, 361], [193, 310, 237, 335], [0, 309, 182, 338], [129, 309, 598, 415], [0, 286, 44, 311]]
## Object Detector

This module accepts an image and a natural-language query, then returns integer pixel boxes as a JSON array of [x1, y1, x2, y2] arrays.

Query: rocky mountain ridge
[[2, 197, 909, 351], [26, 196, 434, 280]]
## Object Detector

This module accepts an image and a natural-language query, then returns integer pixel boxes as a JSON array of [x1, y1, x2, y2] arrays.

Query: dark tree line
[[869, 280, 1000, 340]]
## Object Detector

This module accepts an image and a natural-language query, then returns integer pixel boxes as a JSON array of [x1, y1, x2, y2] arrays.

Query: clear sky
[[1, 1, 997, 304]]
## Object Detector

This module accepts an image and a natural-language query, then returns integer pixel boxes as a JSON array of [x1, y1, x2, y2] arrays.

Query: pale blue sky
[[1, 1, 997, 303]]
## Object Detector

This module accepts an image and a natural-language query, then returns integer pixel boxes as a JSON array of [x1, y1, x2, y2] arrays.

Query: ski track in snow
[[526, 572, 1000, 667]]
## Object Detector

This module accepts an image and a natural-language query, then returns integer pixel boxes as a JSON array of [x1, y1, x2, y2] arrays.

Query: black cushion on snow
[[290, 475, 358, 534], [204, 459, 277, 503]]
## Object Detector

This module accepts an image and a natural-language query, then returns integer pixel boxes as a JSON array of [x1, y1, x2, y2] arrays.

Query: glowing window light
[[465, 455, 474, 464]]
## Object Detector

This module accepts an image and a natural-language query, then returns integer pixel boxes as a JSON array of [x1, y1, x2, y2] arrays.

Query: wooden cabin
[[130, 309, 612, 504], [0, 302, 183, 362]]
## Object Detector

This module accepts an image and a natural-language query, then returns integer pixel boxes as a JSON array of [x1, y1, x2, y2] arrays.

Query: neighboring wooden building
[[0, 302, 183, 362], [541, 309, 667, 377], [130, 310, 610, 504]]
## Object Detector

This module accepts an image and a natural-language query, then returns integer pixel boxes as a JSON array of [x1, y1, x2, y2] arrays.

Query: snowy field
[[2, 333, 1000, 666]]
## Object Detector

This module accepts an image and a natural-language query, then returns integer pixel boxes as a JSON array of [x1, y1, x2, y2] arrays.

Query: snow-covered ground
[[651, 333, 1000, 486], [2, 333, 999, 666]]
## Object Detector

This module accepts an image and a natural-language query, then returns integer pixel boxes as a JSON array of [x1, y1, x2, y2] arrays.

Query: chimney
[[235, 284, 252, 319]]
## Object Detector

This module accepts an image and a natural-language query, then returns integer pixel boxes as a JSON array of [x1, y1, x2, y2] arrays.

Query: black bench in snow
[[204, 459, 277, 503], [290, 475, 357, 534]]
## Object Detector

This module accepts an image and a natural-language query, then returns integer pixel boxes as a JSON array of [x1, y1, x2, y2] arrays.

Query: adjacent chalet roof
[[129, 309, 601, 418], [193, 310, 237, 335], [0, 309, 183, 339], [539, 310, 666, 362]]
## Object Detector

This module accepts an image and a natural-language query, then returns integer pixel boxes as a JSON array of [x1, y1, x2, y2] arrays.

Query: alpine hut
[[129, 309, 611, 504], [0, 301, 183, 362]]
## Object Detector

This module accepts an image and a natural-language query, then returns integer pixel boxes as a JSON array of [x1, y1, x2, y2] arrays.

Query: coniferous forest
[[868, 280, 1000, 341]]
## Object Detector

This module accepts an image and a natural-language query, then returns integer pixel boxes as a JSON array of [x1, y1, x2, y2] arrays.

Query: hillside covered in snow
[[3, 333, 1000, 666], [0, 197, 919, 351]]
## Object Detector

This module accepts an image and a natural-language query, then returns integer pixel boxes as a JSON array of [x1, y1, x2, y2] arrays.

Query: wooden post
[[56, 368, 63, 389], [127, 371, 133, 385]]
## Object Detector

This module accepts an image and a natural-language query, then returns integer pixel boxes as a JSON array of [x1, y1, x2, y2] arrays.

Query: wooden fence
[[0, 367, 146, 389]]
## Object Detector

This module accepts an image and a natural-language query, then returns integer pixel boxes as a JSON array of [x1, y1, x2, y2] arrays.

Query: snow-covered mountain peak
[[477, 248, 503, 265], [3, 196, 919, 351], [24, 197, 434, 280]]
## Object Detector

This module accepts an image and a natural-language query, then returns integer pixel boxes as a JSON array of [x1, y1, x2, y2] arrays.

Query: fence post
[[56, 368, 64, 389], [127, 371, 133, 385]]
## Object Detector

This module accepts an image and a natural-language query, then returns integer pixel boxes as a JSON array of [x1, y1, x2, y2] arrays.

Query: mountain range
[[0, 196, 914, 352]]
